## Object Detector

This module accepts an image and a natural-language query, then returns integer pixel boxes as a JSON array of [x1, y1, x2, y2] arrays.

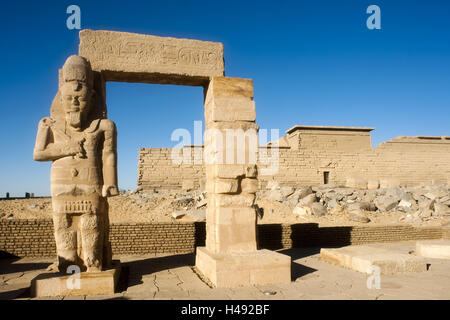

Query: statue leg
[[80, 212, 103, 272], [102, 199, 113, 268], [53, 211, 78, 273]]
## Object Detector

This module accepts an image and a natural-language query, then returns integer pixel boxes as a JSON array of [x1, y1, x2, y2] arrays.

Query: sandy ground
[[1, 195, 449, 227], [1, 241, 450, 300]]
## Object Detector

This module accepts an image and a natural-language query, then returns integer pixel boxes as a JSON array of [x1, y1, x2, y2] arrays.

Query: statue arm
[[33, 117, 83, 161], [101, 120, 119, 197]]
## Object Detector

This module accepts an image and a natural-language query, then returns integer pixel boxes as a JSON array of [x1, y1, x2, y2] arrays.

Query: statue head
[[60, 55, 94, 130]]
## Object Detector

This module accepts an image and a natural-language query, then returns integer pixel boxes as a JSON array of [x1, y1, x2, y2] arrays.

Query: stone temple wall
[[137, 127, 450, 191], [138, 147, 205, 191]]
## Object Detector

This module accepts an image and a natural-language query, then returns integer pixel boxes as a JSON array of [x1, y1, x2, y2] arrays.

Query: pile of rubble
[[259, 181, 450, 224], [120, 189, 207, 221], [2, 183, 449, 225]]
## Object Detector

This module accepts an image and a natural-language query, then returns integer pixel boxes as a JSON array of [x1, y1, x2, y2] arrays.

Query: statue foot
[[46, 262, 59, 272], [86, 266, 102, 273]]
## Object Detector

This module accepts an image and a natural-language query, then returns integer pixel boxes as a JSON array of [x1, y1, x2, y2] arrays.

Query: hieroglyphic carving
[[89, 40, 221, 68], [79, 30, 224, 82]]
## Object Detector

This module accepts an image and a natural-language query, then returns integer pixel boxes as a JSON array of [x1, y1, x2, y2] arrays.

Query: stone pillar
[[195, 76, 291, 287]]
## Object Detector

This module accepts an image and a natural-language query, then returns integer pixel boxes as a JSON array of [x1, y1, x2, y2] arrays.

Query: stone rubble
[[2, 183, 450, 226], [257, 182, 450, 224]]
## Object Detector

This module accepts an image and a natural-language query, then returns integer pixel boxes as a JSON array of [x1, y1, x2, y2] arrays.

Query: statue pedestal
[[30, 261, 121, 297], [195, 247, 291, 288]]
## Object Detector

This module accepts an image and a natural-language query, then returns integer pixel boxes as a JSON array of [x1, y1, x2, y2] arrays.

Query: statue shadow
[[0, 253, 52, 276], [0, 253, 51, 300], [0, 287, 30, 300]]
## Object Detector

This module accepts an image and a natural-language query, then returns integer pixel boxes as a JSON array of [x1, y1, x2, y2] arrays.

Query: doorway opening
[[106, 82, 204, 192], [323, 171, 330, 185]]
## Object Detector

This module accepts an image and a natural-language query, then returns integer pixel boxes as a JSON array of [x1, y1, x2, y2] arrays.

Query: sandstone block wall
[[138, 130, 450, 190], [0, 219, 445, 258], [138, 147, 204, 190], [0, 220, 55, 257], [258, 136, 450, 188]]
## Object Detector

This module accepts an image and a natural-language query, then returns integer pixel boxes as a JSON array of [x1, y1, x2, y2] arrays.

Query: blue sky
[[0, 0, 449, 196]]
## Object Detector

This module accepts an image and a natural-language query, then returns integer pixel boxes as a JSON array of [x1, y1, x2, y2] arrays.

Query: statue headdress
[[50, 55, 107, 122]]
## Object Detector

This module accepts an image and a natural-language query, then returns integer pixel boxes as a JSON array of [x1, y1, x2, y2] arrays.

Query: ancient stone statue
[[33, 55, 118, 273]]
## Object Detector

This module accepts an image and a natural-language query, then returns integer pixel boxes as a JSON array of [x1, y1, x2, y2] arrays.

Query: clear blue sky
[[0, 0, 449, 196]]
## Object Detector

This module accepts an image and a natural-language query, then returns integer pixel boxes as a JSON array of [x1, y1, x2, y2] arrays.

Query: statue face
[[61, 81, 92, 130]]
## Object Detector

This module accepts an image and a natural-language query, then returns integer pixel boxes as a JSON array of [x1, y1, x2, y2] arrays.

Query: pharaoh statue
[[33, 55, 118, 273]]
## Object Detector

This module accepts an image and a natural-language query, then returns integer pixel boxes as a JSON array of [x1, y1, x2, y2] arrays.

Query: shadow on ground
[[0, 287, 30, 300], [0, 259, 52, 275], [120, 253, 195, 290], [278, 247, 321, 281]]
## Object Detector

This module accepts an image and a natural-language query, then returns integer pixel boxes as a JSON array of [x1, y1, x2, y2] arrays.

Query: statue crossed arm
[[33, 117, 86, 161], [33, 116, 119, 197]]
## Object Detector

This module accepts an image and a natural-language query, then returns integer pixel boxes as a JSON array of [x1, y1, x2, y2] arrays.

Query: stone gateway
[[32, 29, 291, 294]]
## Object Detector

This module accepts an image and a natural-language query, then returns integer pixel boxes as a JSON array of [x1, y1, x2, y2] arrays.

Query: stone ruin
[[138, 125, 450, 191], [32, 29, 291, 295]]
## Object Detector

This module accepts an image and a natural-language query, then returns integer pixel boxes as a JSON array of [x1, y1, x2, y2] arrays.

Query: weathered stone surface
[[398, 199, 412, 208], [267, 189, 284, 202], [241, 178, 258, 194], [298, 193, 317, 207], [206, 76, 253, 98], [182, 179, 195, 191], [298, 186, 314, 199], [419, 198, 434, 210], [280, 186, 295, 198], [367, 179, 380, 190], [213, 194, 255, 207], [284, 187, 313, 207], [245, 164, 258, 178], [79, 29, 224, 86], [195, 247, 291, 288], [204, 78, 257, 124], [419, 208, 433, 219], [196, 193, 208, 208], [172, 211, 186, 219], [266, 179, 280, 190], [326, 199, 340, 209], [311, 202, 327, 217], [321, 246, 427, 275], [205, 96, 256, 122], [215, 178, 239, 194], [424, 185, 449, 200], [213, 165, 245, 179], [348, 208, 370, 223], [293, 205, 311, 216], [346, 177, 367, 189], [186, 209, 206, 220], [374, 195, 399, 212], [433, 202, 450, 216], [359, 201, 377, 212], [416, 240, 450, 259], [379, 178, 401, 189], [31, 261, 120, 297]]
